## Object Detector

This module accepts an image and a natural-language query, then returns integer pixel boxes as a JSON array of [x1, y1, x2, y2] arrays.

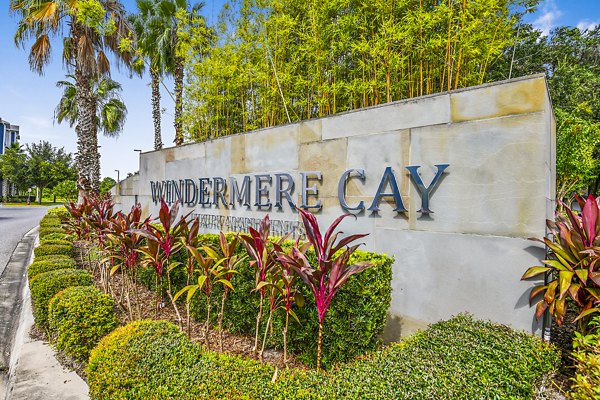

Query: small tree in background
[[100, 177, 117, 195], [53, 180, 78, 202]]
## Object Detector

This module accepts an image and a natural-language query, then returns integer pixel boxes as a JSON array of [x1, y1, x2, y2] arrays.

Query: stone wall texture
[[113, 74, 555, 338]]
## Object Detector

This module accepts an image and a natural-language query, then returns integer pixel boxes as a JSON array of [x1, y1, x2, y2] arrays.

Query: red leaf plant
[[239, 215, 287, 358], [135, 199, 190, 324], [104, 204, 149, 320], [277, 208, 372, 369], [523, 194, 600, 331]]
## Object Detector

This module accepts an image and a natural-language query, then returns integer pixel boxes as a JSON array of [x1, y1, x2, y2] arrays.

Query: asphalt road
[[0, 206, 47, 277]]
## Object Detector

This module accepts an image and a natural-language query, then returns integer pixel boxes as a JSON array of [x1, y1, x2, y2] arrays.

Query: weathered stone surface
[[374, 229, 544, 336], [299, 119, 322, 144], [450, 75, 546, 123], [322, 94, 450, 140], [408, 112, 548, 238], [245, 125, 298, 172], [299, 139, 347, 197]]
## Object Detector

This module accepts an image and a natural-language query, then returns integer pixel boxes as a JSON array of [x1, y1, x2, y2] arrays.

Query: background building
[[0, 117, 21, 198]]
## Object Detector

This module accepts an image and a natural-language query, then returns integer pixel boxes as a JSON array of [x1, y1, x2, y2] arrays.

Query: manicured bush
[[28, 258, 77, 280], [29, 269, 93, 329], [38, 239, 72, 247], [47, 206, 70, 221], [184, 233, 393, 368], [34, 243, 73, 258], [86, 315, 559, 400], [40, 232, 72, 243], [48, 286, 118, 363], [40, 215, 61, 228], [34, 254, 73, 263], [39, 227, 66, 238], [87, 320, 211, 400]]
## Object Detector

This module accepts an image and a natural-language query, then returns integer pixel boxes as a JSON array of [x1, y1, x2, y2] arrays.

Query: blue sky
[[0, 0, 598, 181]]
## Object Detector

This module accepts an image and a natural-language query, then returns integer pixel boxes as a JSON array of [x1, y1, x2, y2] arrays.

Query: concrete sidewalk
[[0, 227, 89, 400]]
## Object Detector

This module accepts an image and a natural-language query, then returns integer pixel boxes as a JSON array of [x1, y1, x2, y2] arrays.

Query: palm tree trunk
[[75, 69, 97, 196], [151, 69, 163, 150], [174, 57, 185, 146]]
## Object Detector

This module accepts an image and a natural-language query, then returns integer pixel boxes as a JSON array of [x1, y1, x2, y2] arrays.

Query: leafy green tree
[[0, 143, 30, 200], [99, 177, 117, 194], [26, 141, 74, 204], [53, 180, 78, 202], [11, 0, 134, 194]]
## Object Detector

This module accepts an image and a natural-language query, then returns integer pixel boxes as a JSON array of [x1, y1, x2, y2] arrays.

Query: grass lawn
[[0, 202, 63, 207]]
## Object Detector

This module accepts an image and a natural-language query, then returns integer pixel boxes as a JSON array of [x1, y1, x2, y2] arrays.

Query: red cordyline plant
[[135, 199, 190, 324], [175, 243, 236, 348], [277, 208, 372, 369], [104, 204, 149, 320], [64, 196, 93, 241], [212, 233, 246, 352], [523, 194, 600, 332], [179, 216, 200, 338], [239, 215, 288, 357], [67, 194, 116, 293]]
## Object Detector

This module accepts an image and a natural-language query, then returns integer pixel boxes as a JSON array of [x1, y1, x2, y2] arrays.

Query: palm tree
[[11, 0, 133, 195], [55, 75, 128, 139], [132, 0, 207, 147], [131, 0, 173, 151]]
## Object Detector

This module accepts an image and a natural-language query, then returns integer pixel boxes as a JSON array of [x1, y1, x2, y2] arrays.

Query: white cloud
[[577, 20, 599, 32], [533, 0, 563, 36]]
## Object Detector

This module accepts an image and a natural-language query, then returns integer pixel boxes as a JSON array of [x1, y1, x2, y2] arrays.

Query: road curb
[[0, 226, 37, 399]]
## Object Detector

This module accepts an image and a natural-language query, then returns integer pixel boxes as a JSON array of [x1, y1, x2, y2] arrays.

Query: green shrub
[[570, 317, 600, 399], [86, 315, 559, 400], [28, 258, 77, 280], [183, 233, 393, 368], [39, 227, 66, 238], [34, 243, 73, 258], [47, 206, 70, 221], [40, 232, 72, 243], [325, 314, 560, 399], [29, 269, 93, 329], [40, 215, 61, 228], [48, 286, 118, 363], [87, 320, 210, 400], [34, 254, 73, 263], [38, 239, 72, 247]]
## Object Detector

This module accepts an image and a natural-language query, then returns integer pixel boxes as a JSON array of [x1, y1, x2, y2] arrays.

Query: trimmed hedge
[[47, 206, 70, 221], [34, 243, 73, 258], [34, 254, 74, 263], [141, 233, 393, 369], [48, 286, 118, 363], [40, 232, 72, 243], [87, 315, 559, 400], [28, 258, 77, 280], [40, 215, 61, 228], [39, 227, 66, 238], [37, 239, 72, 247], [30, 269, 93, 329]]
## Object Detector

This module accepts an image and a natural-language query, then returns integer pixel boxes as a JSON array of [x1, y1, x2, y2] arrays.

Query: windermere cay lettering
[[150, 165, 449, 214]]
